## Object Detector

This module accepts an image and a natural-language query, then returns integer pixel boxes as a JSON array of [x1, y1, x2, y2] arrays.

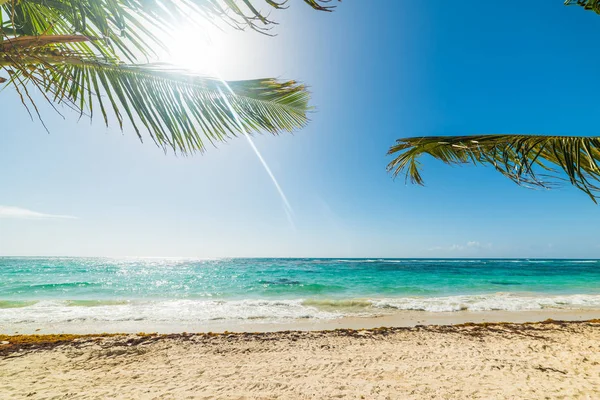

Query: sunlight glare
[[168, 25, 234, 74], [168, 24, 297, 229]]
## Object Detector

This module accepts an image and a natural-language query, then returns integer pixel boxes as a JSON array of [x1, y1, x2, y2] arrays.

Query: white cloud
[[466, 241, 493, 249], [0, 205, 76, 220], [429, 241, 492, 252]]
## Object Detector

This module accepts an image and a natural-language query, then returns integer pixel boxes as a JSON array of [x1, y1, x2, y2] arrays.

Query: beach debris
[[535, 365, 567, 375]]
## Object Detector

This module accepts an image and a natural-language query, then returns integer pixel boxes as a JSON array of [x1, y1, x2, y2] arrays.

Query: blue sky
[[1, 1, 600, 258]]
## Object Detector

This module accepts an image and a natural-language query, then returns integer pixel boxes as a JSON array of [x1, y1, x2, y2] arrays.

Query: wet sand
[[3, 308, 600, 334]]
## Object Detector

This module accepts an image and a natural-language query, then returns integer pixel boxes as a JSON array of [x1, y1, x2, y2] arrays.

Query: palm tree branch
[[1, 0, 340, 61], [387, 135, 600, 202], [565, 0, 600, 14], [0, 35, 92, 51], [4, 51, 311, 153]]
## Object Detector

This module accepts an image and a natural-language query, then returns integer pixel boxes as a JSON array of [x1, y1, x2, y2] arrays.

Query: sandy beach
[[1, 319, 599, 399]]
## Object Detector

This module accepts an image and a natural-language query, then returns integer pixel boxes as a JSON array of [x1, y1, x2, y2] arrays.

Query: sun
[[167, 24, 234, 75]]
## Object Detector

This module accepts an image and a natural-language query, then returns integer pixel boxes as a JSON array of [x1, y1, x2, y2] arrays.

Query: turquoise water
[[2, 257, 600, 328]]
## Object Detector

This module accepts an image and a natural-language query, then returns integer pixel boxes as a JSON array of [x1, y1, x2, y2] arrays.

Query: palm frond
[[565, 0, 600, 14], [0, 0, 330, 151], [387, 135, 600, 202], [4, 50, 311, 154], [0, 35, 92, 51], [264, 0, 336, 12], [1, 0, 340, 61]]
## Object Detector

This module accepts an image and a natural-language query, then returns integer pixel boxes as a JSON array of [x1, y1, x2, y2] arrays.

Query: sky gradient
[[1, 1, 600, 258]]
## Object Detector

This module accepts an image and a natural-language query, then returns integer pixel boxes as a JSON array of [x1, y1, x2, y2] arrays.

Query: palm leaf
[[387, 3, 600, 202], [4, 50, 311, 153], [1, 0, 340, 61], [387, 135, 600, 202], [1, 0, 331, 151], [0, 35, 92, 51], [565, 0, 600, 14]]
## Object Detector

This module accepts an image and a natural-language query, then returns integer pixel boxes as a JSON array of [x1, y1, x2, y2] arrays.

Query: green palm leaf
[[0, 0, 333, 152], [565, 0, 600, 14], [4, 49, 311, 153], [387, 4, 600, 203], [1, 0, 339, 61], [387, 135, 600, 202]]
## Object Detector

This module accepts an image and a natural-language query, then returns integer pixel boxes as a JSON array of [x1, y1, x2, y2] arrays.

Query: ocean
[[2, 257, 600, 332]]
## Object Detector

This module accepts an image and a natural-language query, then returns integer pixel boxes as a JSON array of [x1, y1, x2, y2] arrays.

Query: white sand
[[1, 320, 599, 399]]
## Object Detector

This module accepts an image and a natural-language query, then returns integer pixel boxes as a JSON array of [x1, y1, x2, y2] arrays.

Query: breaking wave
[[3, 293, 600, 327]]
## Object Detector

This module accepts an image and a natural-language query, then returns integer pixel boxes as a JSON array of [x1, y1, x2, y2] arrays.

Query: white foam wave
[[2, 294, 600, 327], [568, 260, 598, 263], [370, 293, 600, 312], [0, 299, 341, 325]]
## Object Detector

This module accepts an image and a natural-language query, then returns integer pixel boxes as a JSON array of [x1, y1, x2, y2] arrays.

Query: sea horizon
[[3, 256, 600, 260]]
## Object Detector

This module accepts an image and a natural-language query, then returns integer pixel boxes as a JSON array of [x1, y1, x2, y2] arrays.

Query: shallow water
[[1, 257, 600, 327]]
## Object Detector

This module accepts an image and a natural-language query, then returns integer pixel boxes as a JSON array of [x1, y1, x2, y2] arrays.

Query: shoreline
[[2, 317, 600, 346], [1, 317, 599, 358], [3, 308, 600, 335]]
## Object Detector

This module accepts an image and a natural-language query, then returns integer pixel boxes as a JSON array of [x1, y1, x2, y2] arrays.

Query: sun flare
[[168, 25, 233, 74]]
